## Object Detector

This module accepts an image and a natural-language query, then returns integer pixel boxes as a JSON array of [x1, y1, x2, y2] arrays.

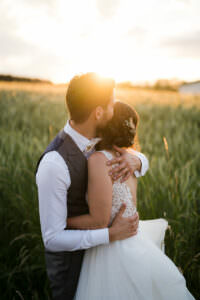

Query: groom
[[35, 73, 149, 300]]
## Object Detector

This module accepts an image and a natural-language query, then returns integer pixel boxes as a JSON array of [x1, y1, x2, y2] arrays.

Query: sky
[[0, 0, 200, 83]]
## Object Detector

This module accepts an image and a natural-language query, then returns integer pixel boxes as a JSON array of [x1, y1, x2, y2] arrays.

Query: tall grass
[[0, 87, 199, 299]]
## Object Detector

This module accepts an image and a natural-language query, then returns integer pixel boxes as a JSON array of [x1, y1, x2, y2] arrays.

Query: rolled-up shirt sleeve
[[130, 149, 149, 178], [36, 152, 109, 252]]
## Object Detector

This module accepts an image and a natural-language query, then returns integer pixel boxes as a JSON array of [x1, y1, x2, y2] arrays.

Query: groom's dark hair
[[66, 72, 115, 123]]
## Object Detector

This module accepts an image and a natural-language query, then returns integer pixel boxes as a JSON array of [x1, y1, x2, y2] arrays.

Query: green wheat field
[[0, 82, 200, 299]]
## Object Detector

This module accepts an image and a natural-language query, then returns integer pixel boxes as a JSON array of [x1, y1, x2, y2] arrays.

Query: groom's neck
[[69, 119, 96, 140]]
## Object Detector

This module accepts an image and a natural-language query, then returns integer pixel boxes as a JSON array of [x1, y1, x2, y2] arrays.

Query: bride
[[67, 101, 195, 299]]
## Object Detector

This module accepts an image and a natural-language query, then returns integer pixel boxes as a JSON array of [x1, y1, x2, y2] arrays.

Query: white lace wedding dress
[[74, 151, 195, 300]]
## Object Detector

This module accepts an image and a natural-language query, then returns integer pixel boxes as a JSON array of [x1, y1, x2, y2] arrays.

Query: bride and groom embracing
[[35, 73, 195, 300]]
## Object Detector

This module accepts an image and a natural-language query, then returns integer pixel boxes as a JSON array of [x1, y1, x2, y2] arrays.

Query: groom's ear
[[95, 106, 104, 120]]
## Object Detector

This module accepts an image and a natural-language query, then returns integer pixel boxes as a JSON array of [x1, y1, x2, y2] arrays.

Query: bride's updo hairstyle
[[96, 101, 140, 151]]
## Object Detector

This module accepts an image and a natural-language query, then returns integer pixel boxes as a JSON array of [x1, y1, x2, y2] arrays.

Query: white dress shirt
[[36, 120, 149, 252]]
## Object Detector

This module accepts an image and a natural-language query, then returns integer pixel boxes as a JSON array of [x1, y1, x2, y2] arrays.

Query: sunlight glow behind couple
[[1, 0, 200, 84]]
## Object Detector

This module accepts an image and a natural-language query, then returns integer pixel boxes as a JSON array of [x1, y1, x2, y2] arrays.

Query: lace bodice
[[93, 150, 137, 225]]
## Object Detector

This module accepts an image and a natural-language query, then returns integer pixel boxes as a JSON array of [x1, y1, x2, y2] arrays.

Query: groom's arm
[[107, 146, 149, 182], [36, 151, 109, 252], [129, 148, 149, 177]]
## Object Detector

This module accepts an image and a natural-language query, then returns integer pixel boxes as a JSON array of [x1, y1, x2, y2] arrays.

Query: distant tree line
[[0, 74, 52, 84], [117, 79, 185, 92]]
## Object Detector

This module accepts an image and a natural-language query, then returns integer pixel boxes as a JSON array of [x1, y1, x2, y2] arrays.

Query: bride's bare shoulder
[[88, 151, 108, 166], [88, 152, 111, 182]]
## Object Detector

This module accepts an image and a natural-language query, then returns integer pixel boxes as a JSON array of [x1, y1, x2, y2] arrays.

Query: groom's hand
[[107, 145, 141, 183], [109, 203, 139, 242]]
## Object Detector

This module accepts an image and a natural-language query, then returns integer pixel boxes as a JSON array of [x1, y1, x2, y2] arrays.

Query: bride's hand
[[106, 145, 141, 182]]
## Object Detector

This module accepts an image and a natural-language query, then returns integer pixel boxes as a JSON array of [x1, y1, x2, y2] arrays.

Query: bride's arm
[[67, 152, 113, 229]]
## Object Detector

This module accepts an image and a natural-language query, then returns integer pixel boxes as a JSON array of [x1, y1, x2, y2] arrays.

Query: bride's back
[[98, 150, 138, 224]]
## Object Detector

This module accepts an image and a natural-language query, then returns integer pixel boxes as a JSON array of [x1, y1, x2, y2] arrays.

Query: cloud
[[17, 0, 58, 17], [0, 32, 35, 57], [124, 27, 147, 44], [0, 42, 67, 82], [96, 0, 120, 19], [0, 18, 66, 81], [161, 30, 200, 58], [126, 27, 147, 36], [0, 0, 200, 82]]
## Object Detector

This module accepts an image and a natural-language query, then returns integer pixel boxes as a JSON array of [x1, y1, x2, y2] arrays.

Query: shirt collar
[[63, 120, 90, 152]]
